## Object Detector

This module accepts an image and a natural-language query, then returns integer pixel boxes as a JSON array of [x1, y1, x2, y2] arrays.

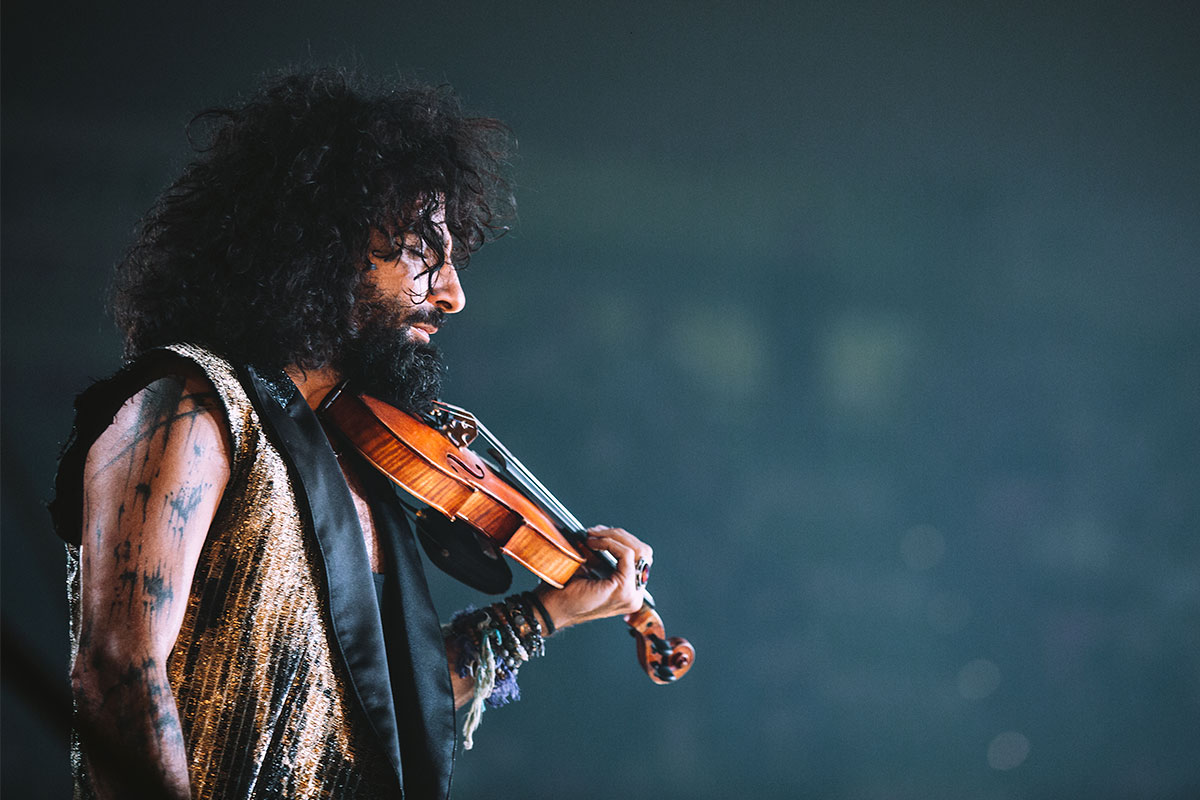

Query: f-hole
[[447, 452, 486, 480]]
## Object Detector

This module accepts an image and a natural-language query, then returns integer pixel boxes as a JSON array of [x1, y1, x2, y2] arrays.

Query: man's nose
[[428, 262, 466, 314]]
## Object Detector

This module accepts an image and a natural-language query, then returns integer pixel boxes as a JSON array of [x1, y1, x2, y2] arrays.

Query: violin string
[[471, 418, 587, 534], [442, 403, 637, 593], [436, 401, 589, 538], [474, 421, 639, 590], [458, 407, 576, 525], [430, 401, 559, 518]]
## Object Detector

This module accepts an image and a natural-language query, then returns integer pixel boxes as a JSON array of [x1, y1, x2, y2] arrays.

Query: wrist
[[533, 587, 569, 634]]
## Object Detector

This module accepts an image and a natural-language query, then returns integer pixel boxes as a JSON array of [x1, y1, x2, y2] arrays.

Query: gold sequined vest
[[52, 344, 457, 799]]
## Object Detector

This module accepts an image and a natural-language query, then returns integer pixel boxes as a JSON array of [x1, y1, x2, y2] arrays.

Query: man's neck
[[285, 365, 342, 411]]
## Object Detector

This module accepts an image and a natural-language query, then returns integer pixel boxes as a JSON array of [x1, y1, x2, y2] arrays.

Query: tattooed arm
[[72, 371, 231, 800]]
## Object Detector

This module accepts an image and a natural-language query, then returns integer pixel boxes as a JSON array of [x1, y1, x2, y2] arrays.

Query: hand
[[535, 526, 653, 632]]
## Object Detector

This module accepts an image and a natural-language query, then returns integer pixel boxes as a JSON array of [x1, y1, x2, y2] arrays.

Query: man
[[49, 68, 653, 800]]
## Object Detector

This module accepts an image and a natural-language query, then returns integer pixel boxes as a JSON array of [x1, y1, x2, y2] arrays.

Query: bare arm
[[71, 373, 230, 799]]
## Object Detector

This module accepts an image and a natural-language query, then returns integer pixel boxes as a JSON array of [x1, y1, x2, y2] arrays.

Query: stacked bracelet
[[444, 592, 551, 749], [525, 591, 556, 637]]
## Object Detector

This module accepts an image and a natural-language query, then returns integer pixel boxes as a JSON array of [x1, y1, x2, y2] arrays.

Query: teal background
[[3, 2, 1197, 797]]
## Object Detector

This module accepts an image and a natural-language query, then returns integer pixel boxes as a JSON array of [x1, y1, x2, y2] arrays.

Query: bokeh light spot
[[987, 731, 1031, 770], [667, 302, 766, 400], [820, 313, 918, 423]]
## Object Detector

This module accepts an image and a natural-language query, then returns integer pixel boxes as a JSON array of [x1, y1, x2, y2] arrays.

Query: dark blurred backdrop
[[3, 2, 1197, 798]]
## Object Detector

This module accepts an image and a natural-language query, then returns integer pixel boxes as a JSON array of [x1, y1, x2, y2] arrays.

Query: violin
[[318, 385, 695, 684]]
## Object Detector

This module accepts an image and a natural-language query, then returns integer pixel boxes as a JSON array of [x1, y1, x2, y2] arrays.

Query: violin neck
[[437, 401, 654, 607], [462, 411, 584, 534]]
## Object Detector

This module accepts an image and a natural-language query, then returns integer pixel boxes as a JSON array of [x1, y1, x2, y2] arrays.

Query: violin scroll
[[625, 604, 695, 684]]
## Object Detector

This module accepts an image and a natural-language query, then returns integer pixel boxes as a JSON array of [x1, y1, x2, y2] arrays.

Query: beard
[[334, 300, 446, 417]]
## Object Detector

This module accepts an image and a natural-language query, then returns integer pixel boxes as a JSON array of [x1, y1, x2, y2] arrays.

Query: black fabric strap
[[240, 366, 409, 792], [241, 366, 456, 800], [361, 460, 457, 799]]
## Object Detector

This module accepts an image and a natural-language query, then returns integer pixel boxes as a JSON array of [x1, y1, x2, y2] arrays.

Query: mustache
[[405, 306, 446, 331]]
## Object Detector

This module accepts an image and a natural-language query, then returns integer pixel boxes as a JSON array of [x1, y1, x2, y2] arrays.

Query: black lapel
[[239, 366, 404, 789], [363, 467, 457, 800]]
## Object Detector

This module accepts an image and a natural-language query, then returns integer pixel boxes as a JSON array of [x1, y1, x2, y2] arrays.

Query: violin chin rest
[[414, 509, 514, 595]]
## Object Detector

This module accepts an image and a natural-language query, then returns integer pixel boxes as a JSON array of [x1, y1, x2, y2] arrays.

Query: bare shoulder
[[86, 367, 231, 488], [82, 365, 231, 561], [77, 364, 234, 661]]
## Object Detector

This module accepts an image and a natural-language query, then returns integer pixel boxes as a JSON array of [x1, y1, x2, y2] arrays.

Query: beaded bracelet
[[444, 592, 552, 749]]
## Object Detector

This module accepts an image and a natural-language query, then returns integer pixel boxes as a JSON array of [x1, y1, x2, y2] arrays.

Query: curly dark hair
[[112, 67, 514, 370]]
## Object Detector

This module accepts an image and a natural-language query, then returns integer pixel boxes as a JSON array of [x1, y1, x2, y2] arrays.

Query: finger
[[588, 531, 652, 596], [588, 531, 634, 563], [587, 527, 653, 564], [585, 534, 647, 614], [587, 533, 638, 584]]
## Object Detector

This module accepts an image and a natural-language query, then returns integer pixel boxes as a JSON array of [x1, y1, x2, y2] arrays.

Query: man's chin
[[336, 332, 444, 416]]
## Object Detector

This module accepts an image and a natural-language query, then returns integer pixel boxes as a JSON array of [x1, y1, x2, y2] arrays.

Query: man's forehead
[[388, 194, 447, 230], [370, 210, 449, 248]]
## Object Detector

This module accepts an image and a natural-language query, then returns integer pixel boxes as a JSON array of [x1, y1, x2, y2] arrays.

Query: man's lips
[[409, 323, 437, 343], [405, 308, 445, 344]]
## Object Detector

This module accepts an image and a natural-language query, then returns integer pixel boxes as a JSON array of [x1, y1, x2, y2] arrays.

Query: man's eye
[[409, 247, 440, 268]]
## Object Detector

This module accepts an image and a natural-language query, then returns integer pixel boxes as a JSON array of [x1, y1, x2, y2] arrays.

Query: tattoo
[[77, 375, 226, 798], [89, 654, 184, 746], [117, 569, 139, 612], [137, 657, 181, 738], [91, 379, 224, 617], [166, 484, 206, 537], [142, 566, 174, 615], [94, 384, 221, 474], [134, 483, 152, 523]]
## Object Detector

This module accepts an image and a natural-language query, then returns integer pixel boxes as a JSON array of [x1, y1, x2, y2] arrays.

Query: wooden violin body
[[319, 385, 694, 684], [323, 391, 585, 587]]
